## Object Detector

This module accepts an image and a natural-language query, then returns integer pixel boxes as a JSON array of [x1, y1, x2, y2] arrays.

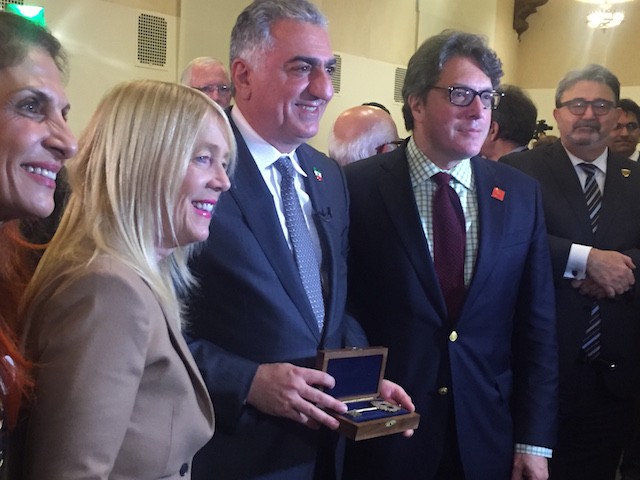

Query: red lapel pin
[[491, 187, 505, 201]]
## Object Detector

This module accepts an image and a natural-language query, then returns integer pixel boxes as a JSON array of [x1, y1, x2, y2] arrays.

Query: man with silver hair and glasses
[[504, 64, 640, 480], [181, 56, 233, 109], [343, 30, 558, 479], [185, 1, 413, 479]]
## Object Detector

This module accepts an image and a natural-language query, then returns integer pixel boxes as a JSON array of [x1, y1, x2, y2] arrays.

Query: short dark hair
[[618, 98, 640, 123], [0, 11, 67, 75], [555, 64, 620, 107], [493, 85, 537, 147], [401, 30, 503, 131]]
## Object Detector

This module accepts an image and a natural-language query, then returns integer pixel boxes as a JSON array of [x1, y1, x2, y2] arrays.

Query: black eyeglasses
[[556, 98, 614, 116], [614, 122, 639, 132], [375, 140, 403, 154], [193, 84, 232, 96], [430, 85, 503, 110]]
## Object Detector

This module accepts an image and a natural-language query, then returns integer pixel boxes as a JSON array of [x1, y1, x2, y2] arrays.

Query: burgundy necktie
[[432, 172, 466, 321]]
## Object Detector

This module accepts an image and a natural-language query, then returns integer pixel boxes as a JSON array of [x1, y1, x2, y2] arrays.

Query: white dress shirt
[[562, 145, 608, 280], [230, 107, 323, 268]]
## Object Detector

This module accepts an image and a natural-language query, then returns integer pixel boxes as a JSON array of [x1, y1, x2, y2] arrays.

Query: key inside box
[[317, 347, 420, 440]]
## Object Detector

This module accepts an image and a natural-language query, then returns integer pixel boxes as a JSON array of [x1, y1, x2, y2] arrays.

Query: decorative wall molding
[[514, 0, 549, 38]]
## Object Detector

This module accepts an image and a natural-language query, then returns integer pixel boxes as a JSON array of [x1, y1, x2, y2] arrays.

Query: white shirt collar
[[563, 144, 608, 175], [230, 106, 307, 176]]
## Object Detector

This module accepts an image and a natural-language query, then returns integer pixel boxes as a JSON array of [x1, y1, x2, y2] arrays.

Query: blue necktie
[[274, 156, 325, 330], [578, 162, 602, 360]]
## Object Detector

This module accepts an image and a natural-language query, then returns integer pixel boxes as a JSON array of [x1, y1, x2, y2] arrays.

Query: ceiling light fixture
[[586, 4, 625, 28]]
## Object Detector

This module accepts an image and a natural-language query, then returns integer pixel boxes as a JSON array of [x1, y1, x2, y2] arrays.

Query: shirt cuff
[[514, 443, 553, 458], [563, 243, 592, 280]]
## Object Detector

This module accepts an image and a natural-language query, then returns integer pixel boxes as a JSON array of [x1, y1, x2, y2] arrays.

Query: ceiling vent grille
[[331, 54, 342, 94], [137, 13, 167, 68], [1, 0, 24, 8], [394, 67, 406, 103]]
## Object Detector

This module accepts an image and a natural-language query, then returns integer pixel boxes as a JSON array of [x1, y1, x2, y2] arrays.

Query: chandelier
[[576, 0, 633, 29], [587, 4, 624, 28]]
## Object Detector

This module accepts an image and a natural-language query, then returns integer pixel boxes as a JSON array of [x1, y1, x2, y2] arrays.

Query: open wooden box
[[316, 346, 420, 441]]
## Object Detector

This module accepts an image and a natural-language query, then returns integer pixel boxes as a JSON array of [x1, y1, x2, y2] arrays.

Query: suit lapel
[[547, 143, 595, 239], [376, 150, 447, 317], [228, 119, 322, 339], [464, 158, 505, 310], [598, 153, 628, 240], [164, 310, 215, 425], [297, 147, 337, 338]]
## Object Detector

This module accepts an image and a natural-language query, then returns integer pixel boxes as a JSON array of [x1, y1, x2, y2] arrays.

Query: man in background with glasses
[[181, 56, 233, 109], [328, 104, 401, 166], [609, 98, 640, 161], [503, 64, 640, 480], [343, 30, 557, 480]]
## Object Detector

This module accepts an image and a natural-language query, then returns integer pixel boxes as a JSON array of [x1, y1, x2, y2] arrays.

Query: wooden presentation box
[[316, 347, 420, 441]]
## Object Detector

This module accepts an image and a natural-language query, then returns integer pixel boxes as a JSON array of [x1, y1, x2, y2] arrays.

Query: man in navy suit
[[343, 31, 558, 480], [503, 65, 640, 480], [185, 1, 412, 479]]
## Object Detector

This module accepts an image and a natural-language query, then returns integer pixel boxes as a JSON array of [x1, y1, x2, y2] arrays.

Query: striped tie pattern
[[578, 162, 602, 360], [274, 156, 325, 330], [579, 163, 601, 234]]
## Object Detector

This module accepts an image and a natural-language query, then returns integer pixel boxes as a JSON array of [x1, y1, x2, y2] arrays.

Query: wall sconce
[[576, 0, 633, 29]]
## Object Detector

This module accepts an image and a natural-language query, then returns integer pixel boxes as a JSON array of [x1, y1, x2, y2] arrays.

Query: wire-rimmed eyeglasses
[[193, 84, 232, 96], [614, 121, 639, 132], [430, 85, 503, 110]]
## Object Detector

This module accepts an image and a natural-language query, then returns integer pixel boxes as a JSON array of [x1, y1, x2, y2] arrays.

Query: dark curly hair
[[402, 30, 503, 131]]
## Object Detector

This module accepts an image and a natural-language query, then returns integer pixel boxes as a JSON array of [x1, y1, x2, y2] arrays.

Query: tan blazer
[[23, 255, 214, 480]]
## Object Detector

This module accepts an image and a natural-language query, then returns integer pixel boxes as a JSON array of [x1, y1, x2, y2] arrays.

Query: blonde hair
[[23, 79, 236, 326]]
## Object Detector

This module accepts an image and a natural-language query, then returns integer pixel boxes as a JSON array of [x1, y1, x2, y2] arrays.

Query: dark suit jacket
[[186, 116, 367, 480], [343, 146, 558, 479], [502, 142, 640, 400]]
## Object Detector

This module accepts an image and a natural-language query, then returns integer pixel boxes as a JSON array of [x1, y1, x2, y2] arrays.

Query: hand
[[571, 277, 609, 299], [511, 453, 548, 480], [246, 363, 347, 430], [379, 379, 416, 438], [586, 248, 635, 298]]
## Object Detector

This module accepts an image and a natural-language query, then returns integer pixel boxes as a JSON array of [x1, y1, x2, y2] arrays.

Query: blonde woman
[[21, 79, 235, 480]]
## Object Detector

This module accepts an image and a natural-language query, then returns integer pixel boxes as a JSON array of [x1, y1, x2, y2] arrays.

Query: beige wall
[[322, 0, 417, 65], [516, 0, 640, 89], [36, 0, 640, 145], [102, 0, 178, 16]]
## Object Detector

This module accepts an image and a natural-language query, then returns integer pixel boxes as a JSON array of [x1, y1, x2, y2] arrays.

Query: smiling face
[[0, 47, 77, 222], [609, 110, 640, 159], [168, 112, 232, 252], [553, 80, 619, 160], [232, 19, 335, 153], [410, 56, 492, 170]]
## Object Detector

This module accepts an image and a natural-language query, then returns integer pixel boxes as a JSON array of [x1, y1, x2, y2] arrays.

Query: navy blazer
[[503, 142, 640, 399], [186, 116, 367, 480], [343, 146, 558, 479]]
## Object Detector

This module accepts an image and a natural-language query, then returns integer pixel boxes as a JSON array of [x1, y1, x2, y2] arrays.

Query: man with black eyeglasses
[[503, 64, 640, 480], [343, 30, 557, 480], [609, 98, 640, 161]]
